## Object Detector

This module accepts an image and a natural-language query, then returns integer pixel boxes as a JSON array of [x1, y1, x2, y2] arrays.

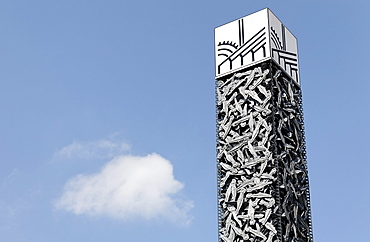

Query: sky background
[[0, 0, 369, 241]]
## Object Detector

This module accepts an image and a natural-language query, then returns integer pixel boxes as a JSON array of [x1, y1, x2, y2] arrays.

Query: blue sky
[[0, 0, 369, 241]]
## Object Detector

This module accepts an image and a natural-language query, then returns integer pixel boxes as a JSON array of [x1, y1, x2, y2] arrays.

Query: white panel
[[215, 8, 300, 85], [268, 10, 300, 84], [215, 9, 270, 78], [284, 30, 298, 54], [268, 12, 284, 50]]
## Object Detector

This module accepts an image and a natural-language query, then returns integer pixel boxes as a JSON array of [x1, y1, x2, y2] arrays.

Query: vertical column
[[216, 63, 279, 242], [270, 64, 313, 241], [216, 62, 313, 242], [215, 9, 313, 242]]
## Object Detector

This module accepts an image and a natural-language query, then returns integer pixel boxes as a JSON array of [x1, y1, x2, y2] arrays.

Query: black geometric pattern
[[217, 27, 267, 75], [270, 26, 299, 83], [272, 49, 298, 83]]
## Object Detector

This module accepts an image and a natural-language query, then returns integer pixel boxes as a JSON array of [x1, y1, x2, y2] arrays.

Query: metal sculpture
[[215, 9, 313, 242]]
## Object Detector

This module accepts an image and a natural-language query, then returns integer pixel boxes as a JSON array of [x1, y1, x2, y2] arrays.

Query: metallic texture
[[216, 62, 313, 241]]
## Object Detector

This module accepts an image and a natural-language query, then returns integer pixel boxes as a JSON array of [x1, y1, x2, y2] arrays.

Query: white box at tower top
[[215, 8, 300, 84]]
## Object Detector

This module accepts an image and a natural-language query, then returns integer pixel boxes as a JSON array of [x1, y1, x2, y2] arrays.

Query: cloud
[[52, 136, 130, 161], [55, 153, 193, 225]]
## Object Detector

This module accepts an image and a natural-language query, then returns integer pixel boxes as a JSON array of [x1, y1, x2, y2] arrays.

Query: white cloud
[[52, 136, 130, 161], [55, 153, 193, 225]]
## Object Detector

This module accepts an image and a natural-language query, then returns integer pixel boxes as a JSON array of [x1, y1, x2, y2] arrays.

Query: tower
[[215, 9, 313, 241]]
